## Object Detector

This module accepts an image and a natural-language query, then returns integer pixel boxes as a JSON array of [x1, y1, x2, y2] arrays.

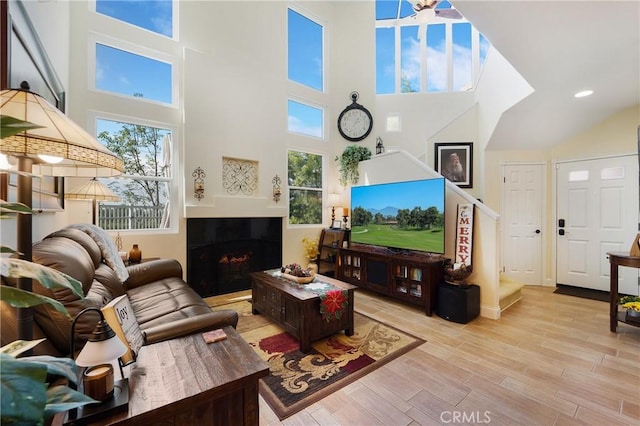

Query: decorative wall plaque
[[222, 157, 258, 195]]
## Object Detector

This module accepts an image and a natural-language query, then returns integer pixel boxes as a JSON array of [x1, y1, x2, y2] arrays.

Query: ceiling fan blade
[[434, 9, 463, 19]]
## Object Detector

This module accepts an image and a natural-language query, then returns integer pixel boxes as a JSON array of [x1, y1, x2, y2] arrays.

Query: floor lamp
[[0, 84, 123, 340], [66, 178, 120, 225]]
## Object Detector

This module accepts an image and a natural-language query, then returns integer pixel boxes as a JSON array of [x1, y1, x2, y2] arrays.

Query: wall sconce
[[272, 175, 281, 203], [193, 167, 206, 201], [376, 137, 385, 155], [66, 307, 129, 423]]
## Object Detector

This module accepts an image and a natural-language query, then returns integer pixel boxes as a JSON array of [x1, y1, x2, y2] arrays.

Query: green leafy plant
[[0, 114, 43, 139], [335, 145, 372, 186], [1, 200, 97, 425], [619, 295, 640, 312]]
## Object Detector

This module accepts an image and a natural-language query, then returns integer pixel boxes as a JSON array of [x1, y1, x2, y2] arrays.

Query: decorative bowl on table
[[444, 263, 472, 286], [280, 263, 316, 284]]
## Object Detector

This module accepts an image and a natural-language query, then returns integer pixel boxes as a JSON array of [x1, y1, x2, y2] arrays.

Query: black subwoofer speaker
[[437, 281, 480, 324]]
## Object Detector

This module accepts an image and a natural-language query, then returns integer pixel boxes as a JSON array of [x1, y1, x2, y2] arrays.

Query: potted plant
[[619, 295, 640, 322], [335, 145, 372, 186], [302, 237, 319, 275], [1, 200, 97, 425], [302, 237, 319, 262]]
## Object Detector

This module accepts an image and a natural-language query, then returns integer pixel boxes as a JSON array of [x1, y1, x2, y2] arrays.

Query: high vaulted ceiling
[[454, 0, 640, 150]]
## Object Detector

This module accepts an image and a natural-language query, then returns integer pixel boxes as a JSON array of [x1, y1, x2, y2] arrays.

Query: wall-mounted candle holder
[[193, 167, 206, 200], [272, 175, 281, 203]]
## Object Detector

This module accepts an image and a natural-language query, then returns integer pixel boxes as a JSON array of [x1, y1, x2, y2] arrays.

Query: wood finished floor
[[219, 286, 639, 426]]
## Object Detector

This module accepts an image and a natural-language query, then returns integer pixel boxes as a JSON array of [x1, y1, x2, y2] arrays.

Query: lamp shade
[[328, 193, 341, 207], [75, 321, 128, 367], [66, 178, 120, 202], [0, 88, 124, 177], [75, 336, 128, 367]]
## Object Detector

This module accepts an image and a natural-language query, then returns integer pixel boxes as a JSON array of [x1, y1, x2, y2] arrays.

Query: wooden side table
[[607, 251, 640, 332], [66, 326, 268, 425]]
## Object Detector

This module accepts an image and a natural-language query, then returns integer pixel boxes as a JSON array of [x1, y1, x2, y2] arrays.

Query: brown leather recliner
[[1, 226, 237, 357]]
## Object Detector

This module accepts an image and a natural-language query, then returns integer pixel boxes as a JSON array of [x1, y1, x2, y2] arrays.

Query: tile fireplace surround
[[186, 217, 282, 297]]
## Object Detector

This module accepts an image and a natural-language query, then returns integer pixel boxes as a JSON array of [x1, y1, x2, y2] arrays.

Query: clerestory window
[[287, 6, 327, 226], [94, 0, 174, 38], [376, 0, 490, 94]]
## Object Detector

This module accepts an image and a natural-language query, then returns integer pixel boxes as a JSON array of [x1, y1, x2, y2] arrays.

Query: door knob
[[535, 229, 541, 234], [559, 229, 565, 236]]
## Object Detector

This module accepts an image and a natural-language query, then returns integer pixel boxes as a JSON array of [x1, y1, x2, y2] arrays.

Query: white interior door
[[556, 155, 639, 294], [502, 163, 544, 285]]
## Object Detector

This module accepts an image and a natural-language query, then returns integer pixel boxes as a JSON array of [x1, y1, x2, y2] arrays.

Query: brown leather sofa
[[1, 226, 237, 357]]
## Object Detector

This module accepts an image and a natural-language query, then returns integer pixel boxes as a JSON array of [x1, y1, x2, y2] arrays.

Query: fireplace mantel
[[184, 196, 287, 219]]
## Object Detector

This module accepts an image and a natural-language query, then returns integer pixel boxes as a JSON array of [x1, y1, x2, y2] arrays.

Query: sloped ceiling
[[454, 0, 640, 150]]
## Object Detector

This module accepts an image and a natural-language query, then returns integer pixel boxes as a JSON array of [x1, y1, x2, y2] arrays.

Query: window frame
[[87, 110, 178, 233], [287, 149, 325, 227], [88, 33, 179, 108], [287, 97, 326, 140], [375, 15, 487, 94], [89, 0, 178, 40], [286, 4, 326, 93]]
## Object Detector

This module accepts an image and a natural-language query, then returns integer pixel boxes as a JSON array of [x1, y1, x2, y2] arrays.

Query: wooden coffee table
[[250, 271, 356, 352], [63, 326, 268, 426]]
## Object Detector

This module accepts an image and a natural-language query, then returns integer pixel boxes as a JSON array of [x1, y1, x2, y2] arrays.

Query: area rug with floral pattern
[[213, 299, 425, 420]]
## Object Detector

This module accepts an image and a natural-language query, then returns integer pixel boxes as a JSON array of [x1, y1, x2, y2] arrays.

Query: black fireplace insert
[[186, 217, 282, 297]]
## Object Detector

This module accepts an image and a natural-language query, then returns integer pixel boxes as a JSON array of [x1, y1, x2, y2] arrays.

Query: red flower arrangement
[[319, 289, 348, 321]]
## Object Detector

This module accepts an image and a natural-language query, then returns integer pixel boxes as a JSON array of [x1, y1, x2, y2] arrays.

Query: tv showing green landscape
[[350, 178, 445, 254]]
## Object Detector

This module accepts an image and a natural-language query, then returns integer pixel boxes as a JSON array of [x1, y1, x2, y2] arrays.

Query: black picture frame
[[434, 142, 473, 188]]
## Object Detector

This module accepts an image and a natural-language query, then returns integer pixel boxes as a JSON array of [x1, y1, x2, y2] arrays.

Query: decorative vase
[[626, 309, 640, 323], [307, 262, 318, 275], [128, 244, 142, 264]]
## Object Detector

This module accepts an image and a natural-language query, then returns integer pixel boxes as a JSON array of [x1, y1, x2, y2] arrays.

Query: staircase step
[[499, 278, 524, 311]]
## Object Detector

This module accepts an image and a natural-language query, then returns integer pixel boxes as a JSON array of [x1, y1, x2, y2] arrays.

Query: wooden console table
[[607, 251, 640, 332], [66, 326, 268, 425], [337, 244, 446, 316]]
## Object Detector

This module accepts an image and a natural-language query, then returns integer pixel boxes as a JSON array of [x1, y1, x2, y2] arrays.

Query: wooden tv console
[[337, 244, 447, 316]]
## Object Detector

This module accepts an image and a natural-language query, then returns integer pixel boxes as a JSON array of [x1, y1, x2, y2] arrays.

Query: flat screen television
[[350, 178, 445, 254]]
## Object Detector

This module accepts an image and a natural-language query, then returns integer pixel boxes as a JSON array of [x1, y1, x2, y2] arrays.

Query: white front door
[[556, 155, 639, 294], [502, 163, 544, 285]]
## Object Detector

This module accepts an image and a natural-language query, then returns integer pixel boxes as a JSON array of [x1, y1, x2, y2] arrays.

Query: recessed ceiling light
[[574, 90, 594, 98]]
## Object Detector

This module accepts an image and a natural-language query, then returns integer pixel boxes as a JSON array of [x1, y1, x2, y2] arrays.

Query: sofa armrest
[[125, 259, 183, 290], [142, 309, 239, 345]]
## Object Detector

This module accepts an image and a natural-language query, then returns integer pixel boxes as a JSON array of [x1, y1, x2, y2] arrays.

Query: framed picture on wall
[[434, 142, 473, 188]]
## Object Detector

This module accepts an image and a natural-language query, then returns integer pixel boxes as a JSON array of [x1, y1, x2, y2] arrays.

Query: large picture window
[[95, 118, 173, 230], [288, 151, 323, 225]]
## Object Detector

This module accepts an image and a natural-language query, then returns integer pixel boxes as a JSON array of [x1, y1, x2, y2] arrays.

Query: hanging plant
[[335, 145, 372, 186]]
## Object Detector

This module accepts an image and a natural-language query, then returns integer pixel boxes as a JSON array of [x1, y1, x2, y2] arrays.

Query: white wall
[[9, 1, 638, 305]]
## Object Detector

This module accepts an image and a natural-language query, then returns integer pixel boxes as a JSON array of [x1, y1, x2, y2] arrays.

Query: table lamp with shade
[[67, 307, 130, 422], [328, 193, 341, 227], [0, 83, 124, 341], [66, 178, 120, 225]]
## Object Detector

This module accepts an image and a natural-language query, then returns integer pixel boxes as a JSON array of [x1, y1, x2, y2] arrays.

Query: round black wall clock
[[337, 91, 373, 142]]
